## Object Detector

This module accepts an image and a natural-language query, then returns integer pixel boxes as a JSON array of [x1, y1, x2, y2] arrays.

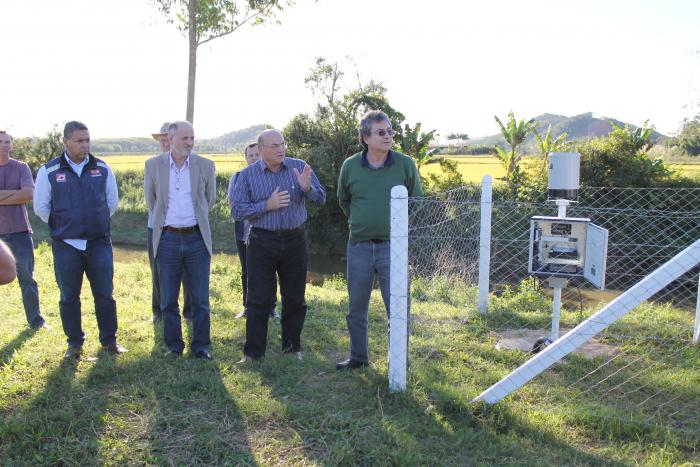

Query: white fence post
[[477, 175, 493, 314], [389, 185, 409, 392], [694, 271, 700, 344]]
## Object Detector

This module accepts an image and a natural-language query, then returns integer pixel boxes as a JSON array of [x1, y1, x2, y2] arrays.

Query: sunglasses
[[373, 129, 396, 137]]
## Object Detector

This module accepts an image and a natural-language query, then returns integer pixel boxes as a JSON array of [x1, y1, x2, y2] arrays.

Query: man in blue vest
[[34, 121, 127, 359]]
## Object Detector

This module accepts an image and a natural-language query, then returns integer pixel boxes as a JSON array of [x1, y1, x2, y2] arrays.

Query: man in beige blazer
[[144, 121, 216, 359]]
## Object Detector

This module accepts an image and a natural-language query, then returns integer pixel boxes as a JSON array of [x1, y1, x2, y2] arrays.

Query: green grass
[[0, 247, 698, 464]]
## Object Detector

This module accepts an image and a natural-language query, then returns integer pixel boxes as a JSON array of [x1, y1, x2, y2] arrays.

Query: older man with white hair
[[147, 122, 192, 324], [144, 121, 216, 359]]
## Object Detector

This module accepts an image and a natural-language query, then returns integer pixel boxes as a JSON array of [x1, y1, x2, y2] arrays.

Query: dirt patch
[[491, 328, 618, 358]]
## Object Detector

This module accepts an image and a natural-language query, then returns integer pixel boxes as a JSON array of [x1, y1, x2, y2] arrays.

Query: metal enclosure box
[[528, 216, 609, 289]]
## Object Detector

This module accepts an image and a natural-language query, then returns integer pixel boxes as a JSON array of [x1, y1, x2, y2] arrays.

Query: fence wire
[[405, 184, 700, 440]]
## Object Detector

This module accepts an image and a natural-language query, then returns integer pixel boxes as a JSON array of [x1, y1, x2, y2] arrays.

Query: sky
[[2, 0, 699, 140]]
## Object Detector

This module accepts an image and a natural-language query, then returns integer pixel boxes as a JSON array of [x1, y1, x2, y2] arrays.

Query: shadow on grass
[[0, 327, 37, 366], [234, 291, 617, 465], [0, 330, 257, 464]]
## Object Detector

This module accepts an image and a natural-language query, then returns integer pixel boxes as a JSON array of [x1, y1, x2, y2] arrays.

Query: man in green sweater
[[336, 110, 423, 370]]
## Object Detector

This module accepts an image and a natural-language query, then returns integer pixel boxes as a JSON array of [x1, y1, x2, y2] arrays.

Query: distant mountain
[[206, 124, 269, 151], [91, 123, 270, 154], [467, 112, 667, 151]]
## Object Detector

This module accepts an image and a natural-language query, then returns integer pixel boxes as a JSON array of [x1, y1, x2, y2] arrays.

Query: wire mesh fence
[[401, 181, 700, 440]]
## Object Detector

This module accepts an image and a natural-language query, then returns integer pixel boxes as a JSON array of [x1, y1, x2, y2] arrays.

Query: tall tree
[[153, 0, 293, 122]]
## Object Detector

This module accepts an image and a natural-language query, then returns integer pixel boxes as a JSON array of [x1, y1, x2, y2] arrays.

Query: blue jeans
[[148, 228, 192, 318], [52, 237, 118, 347], [156, 229, 211, 354], [345, 240, 391, 363], [0, 232, 44, 327]]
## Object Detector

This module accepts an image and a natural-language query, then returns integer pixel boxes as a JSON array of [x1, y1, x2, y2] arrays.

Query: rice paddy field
[[100, 153, 700, 185]]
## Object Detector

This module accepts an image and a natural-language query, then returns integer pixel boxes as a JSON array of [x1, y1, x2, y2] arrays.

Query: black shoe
[[30, 320, 49, 330], [194, 350, 212, 360], [165, 350, 182, 358], [64, 346, 82, 359], [102, 343, 129, 354], [335, 358, 369, 370]]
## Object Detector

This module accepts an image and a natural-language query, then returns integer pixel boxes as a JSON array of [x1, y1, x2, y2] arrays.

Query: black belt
[[252, 226, 304, 237], [370, 239, 386, 243], [164, 225, 199, 234]]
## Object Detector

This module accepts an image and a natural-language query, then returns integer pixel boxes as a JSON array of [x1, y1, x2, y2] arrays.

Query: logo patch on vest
[[55, 173, 66, 182], [89, 169, 102, 177]]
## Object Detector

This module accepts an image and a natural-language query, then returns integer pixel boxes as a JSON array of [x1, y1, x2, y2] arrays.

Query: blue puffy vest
[[45, 154, 111, 240]]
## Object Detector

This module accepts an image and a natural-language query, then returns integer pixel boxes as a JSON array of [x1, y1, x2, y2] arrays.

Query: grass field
[[0, 246, 698, 464]]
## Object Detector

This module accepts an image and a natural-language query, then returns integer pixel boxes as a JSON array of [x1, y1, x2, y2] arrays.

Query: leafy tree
[[677, 115, 700, 156], [152, 0, 293, 122], [285, 58, 457, 250], [534, 125, 571, 161], [493, 111, 536, 187], [399, 122, 439, 170], [579, 120, 671, 187], [11, 126, 63, 173], [447, 133, 469, 142], [285, 58, 403, 251]]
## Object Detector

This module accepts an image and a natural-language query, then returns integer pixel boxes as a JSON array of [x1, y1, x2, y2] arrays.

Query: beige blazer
[[144, 152, 216, 256]]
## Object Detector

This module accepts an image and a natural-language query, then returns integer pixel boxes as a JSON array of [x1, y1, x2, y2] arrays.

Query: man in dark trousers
[[232, 129, 326, 363], [34, 121, 127, 359], [226, 142, 278, 320]]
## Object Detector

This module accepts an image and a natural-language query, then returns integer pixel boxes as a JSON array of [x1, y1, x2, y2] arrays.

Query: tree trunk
[[186, 0, 198, 123]]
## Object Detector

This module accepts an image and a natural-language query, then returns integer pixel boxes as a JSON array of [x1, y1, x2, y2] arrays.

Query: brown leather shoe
[[64, 346, 82, 359], [102, 343, 129, 354]]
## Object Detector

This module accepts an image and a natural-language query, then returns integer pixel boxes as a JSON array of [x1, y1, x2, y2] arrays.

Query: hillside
[[91, 124, 269, 154], [468, 112, 667, 151]]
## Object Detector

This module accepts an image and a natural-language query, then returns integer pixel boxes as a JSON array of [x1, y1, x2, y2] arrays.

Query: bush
[[10, 126, 63, 173], [578, 121, 672, 187]]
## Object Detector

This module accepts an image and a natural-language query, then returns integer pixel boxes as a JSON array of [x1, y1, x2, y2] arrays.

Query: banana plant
[[493, 111, 536, 186]]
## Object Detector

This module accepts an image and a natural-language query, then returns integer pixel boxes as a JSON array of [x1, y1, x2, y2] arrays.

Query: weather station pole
[[548, 199, 571, 341]]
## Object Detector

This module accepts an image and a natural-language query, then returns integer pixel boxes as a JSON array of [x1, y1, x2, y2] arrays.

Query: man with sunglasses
[[335, 110, 423, 370]]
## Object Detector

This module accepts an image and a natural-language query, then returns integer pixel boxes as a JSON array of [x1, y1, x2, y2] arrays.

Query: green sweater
[[337, 150, 423, 242]]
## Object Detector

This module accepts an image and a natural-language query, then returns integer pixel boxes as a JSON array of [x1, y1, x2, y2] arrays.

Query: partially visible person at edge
[[147, 122, 192, 324], [335, 110, 423, 370], [34, 121, 127, 359], [0, 130, 47, 329], [144, 121, 216, 360], [226, 142, 278, 320], [231, 129, 326, 363], [0, 239, 17, 285]]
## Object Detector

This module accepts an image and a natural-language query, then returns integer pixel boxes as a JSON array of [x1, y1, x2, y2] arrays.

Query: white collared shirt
[[34, 152, 119, 251], [163, 153, 198, 228]]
